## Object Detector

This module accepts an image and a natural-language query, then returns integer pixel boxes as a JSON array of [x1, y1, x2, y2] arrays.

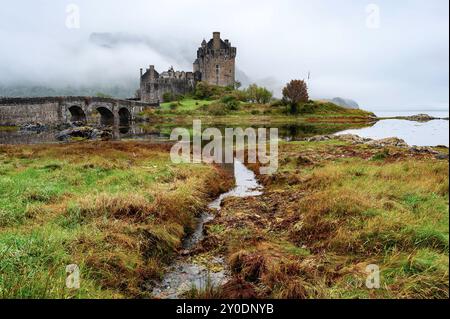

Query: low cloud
[[0, 0, 448, 110]]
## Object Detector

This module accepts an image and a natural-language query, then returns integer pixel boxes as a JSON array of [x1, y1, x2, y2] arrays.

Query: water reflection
[[0, 122, 371, 145], [337, 119, 449, 146], [4, 120, 448, 147]]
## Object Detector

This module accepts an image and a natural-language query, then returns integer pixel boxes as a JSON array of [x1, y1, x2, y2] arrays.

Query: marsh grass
[[0, 141, 233, 298], [214, 140, 449, 299]]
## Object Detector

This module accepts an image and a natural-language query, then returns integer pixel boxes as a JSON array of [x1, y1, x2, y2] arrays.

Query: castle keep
[[139, 32, 236, 104]]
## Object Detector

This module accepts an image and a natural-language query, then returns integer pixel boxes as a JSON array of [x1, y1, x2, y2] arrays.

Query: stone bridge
[[0, 96, 158, 126]]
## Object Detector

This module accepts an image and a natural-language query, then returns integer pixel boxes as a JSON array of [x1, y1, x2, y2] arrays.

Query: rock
[[336, 134, 370, 144], [19, 123, 48, 133], [366, 137, 409, 148], [409, 146, 439, 155], [179, 249, 191, 256], [394, 114, 439, 122], [55, 126, 108, 141], [305, 135, 332, 142], [71, 121, 86, 127], [435, 153, 449, 160]]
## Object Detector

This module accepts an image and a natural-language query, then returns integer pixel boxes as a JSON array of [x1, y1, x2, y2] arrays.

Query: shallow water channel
[[151, 160, 263, 299]]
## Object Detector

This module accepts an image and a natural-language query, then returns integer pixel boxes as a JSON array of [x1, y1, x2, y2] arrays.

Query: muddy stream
[[151, 160, 263, 299]]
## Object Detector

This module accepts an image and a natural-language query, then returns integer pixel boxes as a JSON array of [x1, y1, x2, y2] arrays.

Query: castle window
[[215, 65, 220, 85]]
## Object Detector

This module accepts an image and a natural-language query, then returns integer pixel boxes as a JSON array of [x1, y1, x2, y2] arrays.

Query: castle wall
[[200, 54, 235, 87], [139, 66, 195, 103]]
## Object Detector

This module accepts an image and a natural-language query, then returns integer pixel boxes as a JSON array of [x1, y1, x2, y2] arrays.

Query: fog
[[0, 0, 448, 111]]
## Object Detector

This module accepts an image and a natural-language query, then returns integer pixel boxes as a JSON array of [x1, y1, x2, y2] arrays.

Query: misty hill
[[0, 84, 137, 99], [329, 97, 360, 109]]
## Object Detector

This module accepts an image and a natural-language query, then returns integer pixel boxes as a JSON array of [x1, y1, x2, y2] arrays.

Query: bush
[[270, 99, 286, 108], [299, 102, 316, 114], [194, 82, 228, 100], [207, 103, 228, 116], [245, 84, 273, 104], [233, 90, 250, 102], [194, 82, 212, 99], [221, 95, 240, 111], [162, 92, 174, 102], [169, 103, 178, 111]]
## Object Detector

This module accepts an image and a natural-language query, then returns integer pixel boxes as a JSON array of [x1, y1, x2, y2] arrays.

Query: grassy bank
[[0, 126, 18, 132], [142, 98, 375, 125], [197, 139, 449, 299], [0, 141, 233, 298]]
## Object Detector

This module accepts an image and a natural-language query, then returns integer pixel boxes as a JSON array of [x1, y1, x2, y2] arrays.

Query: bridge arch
[[118, 107, 132, 126], [96, 107, 115, 126], [68, 105, 87, 123]]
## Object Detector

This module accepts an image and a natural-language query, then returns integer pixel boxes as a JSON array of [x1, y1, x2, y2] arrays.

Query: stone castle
[[138, 32, 236, 104]]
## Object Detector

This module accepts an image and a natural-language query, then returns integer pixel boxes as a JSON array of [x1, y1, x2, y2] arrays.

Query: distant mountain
[[330, 97, 360, 109]]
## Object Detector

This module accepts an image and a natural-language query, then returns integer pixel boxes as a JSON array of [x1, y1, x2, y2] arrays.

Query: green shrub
[[194, 82, 228, 100], [162, 92, 174, 102], [221, 95, 240, 111], [207, 103, 228, 116], [270, 99, 286, 107], [299, 102, 316, 114]]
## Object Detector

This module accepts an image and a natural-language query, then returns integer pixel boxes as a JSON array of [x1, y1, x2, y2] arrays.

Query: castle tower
[[193, 32, 236, 87]]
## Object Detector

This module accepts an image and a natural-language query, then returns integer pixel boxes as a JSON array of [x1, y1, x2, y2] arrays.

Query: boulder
[[366, 137, 409, 148], [55, 126, 111, 141]]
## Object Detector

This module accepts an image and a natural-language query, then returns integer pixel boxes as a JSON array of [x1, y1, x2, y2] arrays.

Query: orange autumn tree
[[282, 80, 309, 114]]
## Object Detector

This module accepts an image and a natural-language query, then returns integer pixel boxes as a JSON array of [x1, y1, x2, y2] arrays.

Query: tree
[[256, 87, 273, 104], [245, 84, 273, 104], [282, 80, 309, 113]]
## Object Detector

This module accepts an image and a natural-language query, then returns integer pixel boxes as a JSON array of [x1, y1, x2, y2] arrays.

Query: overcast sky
[[0, 0, 448, 110]]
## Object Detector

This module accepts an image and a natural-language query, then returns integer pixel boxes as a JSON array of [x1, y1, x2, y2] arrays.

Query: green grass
[[149, 98, 375, 124], [160, 98, 214, 112]]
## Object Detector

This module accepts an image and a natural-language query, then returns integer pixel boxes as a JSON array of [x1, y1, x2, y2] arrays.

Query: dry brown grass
[[208, 139, 449, 299], [0, 141, 234, 298]]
